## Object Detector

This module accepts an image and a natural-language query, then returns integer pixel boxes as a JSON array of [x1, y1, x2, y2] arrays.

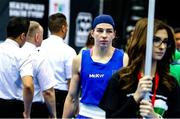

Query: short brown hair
[[48, 13, 67, 33]]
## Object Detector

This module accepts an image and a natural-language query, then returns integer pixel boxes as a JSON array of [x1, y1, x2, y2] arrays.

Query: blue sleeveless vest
[[80, 49, 124, 105]]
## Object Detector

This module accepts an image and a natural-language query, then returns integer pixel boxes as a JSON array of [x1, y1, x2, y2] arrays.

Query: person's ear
[[20, 33, 26, 41], [90, 30, 94, 38], [112, 30, 116, 40], [35, 33, 39, 43], [18, 33, 26, 47], [62, 24, 67, 33]]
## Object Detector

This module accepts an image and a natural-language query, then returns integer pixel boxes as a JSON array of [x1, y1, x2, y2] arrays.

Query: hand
[[133, 76, 152, 103], [139, 99, 159, 118]]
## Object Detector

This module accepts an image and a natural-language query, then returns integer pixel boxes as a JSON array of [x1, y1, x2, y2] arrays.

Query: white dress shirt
[[0, 39, 33, 100], [41, 35, 77, 91], [22, 42, 57, 102]]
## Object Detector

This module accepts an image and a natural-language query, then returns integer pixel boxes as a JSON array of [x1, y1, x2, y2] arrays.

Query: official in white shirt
[[41, 13, 77, 118], [0, 17, 34, 118], [22, 21, 57, 118]]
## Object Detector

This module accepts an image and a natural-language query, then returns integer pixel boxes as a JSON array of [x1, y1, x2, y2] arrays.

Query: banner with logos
[[0, 0, 100, 53], [0, 0, 48, 41]]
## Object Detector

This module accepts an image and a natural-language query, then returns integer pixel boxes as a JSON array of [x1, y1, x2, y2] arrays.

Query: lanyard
[[137, 72, 159, 106]]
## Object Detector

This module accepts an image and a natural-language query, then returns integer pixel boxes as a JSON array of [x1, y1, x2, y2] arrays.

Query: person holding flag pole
[[99, 17, 180, 118]]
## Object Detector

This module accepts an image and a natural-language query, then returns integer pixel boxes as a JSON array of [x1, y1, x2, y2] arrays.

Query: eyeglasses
[[153, 36, 172, 48], [95, 28, 114, 34]]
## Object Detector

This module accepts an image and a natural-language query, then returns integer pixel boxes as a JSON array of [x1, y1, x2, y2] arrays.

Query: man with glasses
[[63, 14, 128, 118]]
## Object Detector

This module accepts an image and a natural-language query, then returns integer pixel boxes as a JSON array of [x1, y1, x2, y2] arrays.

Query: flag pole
[[144, 0, 156, 100]]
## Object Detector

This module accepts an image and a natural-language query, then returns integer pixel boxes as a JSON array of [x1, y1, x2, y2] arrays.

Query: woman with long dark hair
[[99, 18, 180, 118]]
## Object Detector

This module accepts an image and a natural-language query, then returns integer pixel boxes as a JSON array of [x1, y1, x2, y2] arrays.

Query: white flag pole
[[99, 0, 104, 14], [144, 0, 156, 100]]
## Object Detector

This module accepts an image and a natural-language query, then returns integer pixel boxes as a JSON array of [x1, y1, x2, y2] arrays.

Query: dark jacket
[[99, 72, 180, 118]]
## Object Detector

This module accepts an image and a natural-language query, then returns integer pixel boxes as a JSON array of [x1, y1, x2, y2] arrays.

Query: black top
[[99, 72, 180, 118]]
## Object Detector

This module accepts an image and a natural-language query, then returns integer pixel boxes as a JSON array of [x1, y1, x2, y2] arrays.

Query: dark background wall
[[0, 0, 9, 41], [155, 0, 180, 28], [103, 0, 180, 49]]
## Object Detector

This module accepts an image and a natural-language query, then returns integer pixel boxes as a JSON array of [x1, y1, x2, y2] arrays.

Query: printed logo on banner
[[49, 0, 69, 14], [53, 3, 64, 12], [9, 1, 45, 18], [75, 12, 92, 47]]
